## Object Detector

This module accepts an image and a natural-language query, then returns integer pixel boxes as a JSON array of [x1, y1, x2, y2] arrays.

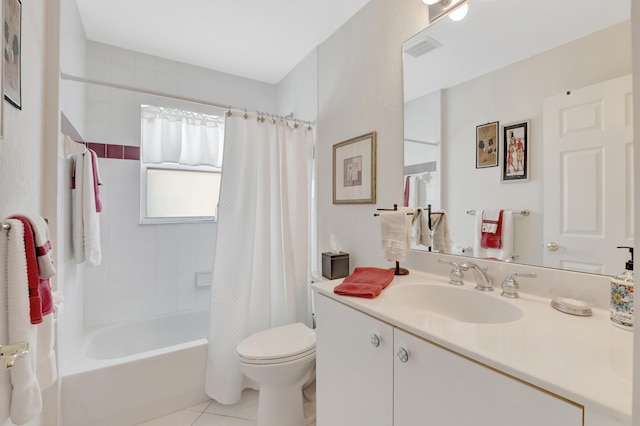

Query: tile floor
[[136, 389, 316, 426]]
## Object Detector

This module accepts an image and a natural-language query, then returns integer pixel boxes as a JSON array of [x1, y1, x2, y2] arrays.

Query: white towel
[[380, 209, 412, 263], [412, 208, 431, 248], [473, 210, 514, 260], [431, 211, 452, 253], [5, 219, 43, 424], [1, 220, 10, 422], [72, 150, 102, 266]]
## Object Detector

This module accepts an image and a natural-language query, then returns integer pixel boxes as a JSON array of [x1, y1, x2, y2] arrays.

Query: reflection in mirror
[[403, 0, 632, 275]]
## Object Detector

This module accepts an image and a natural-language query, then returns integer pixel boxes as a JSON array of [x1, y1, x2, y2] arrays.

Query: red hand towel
[[480, 210, 504, 249], [88, 148, 103, 213], [10, 217, 53, 324], [334, 267, 395, 298]]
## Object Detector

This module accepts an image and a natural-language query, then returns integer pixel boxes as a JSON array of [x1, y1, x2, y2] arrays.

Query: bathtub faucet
[[459, 262, 493, 291]]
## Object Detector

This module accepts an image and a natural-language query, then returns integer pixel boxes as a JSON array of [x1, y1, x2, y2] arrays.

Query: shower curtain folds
[[205, 112, 314, 405]]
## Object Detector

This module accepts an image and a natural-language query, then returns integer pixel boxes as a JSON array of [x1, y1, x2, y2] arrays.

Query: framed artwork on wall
[[502, 121, 529, 182], [476, 121, 498, 168], [333, 131, 377, 204], [3, 0, 21, 110]]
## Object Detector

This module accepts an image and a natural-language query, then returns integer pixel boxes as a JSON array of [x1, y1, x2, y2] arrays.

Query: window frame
[[139, 161, 222, 225]]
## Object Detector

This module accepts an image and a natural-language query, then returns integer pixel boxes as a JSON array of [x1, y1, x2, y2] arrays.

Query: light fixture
[[448, 2, 468, 21], [423, 0, 469, 23]]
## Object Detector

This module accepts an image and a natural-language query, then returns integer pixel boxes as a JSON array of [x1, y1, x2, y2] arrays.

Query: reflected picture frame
[[333, 131, 376, 204], [502, 121, 529, 182], [3, 0, 21, 110], [475, 121, 499, 168]]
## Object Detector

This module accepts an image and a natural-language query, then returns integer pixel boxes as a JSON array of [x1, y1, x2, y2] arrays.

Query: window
[[140, 105, 224, 224]]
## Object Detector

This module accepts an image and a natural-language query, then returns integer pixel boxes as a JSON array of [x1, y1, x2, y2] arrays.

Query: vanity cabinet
[[315, 293, 393, 426], [394, 328, 582, 426], [315, 294, 584, 426]]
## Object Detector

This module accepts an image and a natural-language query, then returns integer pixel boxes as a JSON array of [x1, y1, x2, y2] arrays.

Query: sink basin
[[383, 284, 523, 324]]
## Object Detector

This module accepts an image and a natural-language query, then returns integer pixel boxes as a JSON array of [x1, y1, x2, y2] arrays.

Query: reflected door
[[542, 75, 633, 274]]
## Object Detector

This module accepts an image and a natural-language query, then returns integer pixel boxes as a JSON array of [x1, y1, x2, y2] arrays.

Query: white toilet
[[237, 322, 316, 426]]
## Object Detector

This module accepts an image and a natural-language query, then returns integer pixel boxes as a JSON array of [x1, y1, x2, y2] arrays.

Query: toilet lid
[[237, 322, 316, 361]]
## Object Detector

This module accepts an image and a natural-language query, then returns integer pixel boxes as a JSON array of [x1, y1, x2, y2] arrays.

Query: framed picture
[[502, 121, 529, 182], [333, 131, 376, 204], [476, 121, 499, 168], [3, 0, 21, 110]]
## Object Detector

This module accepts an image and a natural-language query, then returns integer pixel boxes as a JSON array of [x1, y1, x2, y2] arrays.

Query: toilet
[[237, 322, 316, 426]]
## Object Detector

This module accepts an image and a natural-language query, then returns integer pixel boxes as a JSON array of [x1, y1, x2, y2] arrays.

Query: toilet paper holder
[[0, 341, 29, 370]]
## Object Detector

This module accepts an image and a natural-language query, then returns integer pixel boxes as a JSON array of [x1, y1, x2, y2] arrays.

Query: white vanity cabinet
[[394, 328, 583, 426], [315, 293, 393, 426], [316, 294, 584, 426]]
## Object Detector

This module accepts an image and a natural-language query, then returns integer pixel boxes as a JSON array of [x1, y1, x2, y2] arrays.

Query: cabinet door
[[315, 294, 393, 426], [394, 329, 583, 426]]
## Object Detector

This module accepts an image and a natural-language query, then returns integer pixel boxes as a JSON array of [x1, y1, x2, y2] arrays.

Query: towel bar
[[466, 209, 530, 216]]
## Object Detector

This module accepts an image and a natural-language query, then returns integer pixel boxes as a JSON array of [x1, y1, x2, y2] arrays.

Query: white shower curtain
[[205, 112, 314, 405]]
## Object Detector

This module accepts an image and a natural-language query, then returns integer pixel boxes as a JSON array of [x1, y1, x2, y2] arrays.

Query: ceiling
[[75, 0, 372, 85]]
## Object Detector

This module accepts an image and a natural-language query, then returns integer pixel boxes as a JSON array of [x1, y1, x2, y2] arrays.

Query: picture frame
[[333, 131, 376, 204], [502, 121, 529, 182], [3, 0, 21, 110], [476, 121, 499, 168]]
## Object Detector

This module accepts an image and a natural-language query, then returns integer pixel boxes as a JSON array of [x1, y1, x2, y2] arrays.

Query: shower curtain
[[205, 112, 314, 405]]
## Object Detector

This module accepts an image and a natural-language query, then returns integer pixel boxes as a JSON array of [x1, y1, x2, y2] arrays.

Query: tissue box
[[322, 252, 349, 280]]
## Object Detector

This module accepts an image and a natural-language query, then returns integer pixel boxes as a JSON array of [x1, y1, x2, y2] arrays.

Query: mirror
[[403, 0, 632, 275]]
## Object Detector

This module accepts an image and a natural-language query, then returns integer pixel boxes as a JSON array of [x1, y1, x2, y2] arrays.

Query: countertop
[[313, 270, 632, 424]]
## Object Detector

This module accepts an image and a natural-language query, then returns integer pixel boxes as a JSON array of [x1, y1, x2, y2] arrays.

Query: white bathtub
[[61, 310, 210, 426]]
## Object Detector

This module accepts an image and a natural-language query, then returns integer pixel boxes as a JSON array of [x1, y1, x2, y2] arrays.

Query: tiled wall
[[81, 41, 278, 327]]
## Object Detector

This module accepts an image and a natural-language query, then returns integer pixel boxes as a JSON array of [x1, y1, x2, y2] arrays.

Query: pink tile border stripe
[[86, 142, 140, 161]]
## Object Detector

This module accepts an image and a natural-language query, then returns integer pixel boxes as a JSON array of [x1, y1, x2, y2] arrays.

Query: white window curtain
[[141, 105, 224, 167], [205, 112, 314, 405]]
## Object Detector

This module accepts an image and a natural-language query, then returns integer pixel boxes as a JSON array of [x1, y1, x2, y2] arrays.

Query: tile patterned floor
[[136, 389, 316, 426]]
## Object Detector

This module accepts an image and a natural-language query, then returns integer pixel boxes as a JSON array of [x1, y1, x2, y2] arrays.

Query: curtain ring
[[243, 109, 249, 120], [225, 107, 232, 117]]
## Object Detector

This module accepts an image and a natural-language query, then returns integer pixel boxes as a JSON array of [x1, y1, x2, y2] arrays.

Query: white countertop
[[313, 270, 632, 424]]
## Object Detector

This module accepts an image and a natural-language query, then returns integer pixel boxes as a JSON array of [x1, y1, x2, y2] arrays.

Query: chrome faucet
[[501, 272, 537, 298], [438, 259, 464, 286], [459, 262, 493, 291]]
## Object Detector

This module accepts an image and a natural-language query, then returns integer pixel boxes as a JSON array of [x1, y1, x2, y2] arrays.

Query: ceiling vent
[[404, 36, 442, 58]]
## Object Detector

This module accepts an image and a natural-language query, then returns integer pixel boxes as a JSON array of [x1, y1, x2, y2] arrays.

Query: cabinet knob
[[370, 334, 381, 348], [396, 347, 409, 363]]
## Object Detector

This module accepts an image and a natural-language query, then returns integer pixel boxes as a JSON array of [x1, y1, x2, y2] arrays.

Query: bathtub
[[60, 309, 210, 426]]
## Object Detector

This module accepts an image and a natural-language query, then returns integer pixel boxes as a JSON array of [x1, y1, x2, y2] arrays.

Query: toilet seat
[[237, 322, 316, 365]]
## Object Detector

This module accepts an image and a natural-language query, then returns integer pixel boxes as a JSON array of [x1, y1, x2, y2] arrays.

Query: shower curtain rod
[[60, 72, 316, 126]]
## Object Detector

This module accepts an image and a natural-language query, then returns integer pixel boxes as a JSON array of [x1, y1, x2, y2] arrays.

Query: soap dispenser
[[611, 246, 634, 330]]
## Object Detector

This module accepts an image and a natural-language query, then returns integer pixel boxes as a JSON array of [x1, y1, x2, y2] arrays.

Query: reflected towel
[[334, 267, 395, 298], [481, 210, 503, 249], [473, 210, 514, 261], [430, 211, 452, 253]]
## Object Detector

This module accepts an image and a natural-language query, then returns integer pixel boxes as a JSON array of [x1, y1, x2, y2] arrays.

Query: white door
[[542, 75, 633, 274]]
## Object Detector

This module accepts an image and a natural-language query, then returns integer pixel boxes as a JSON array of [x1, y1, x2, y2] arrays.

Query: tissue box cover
[[322, 252, 349, 280]]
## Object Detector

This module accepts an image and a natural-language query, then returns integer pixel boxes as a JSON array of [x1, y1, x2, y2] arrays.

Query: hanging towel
[[72, 148, 102, 266], [473, 210, 514, 261], [89, 148, 103, 213], [431, 211, 452, 253], [412, 208, 431, 248], [403, 176, 411, 207], [379, 209, 412, 263], [333, 267, 395, 298], [4, 218, 43, 425], [9, 217, 53, 324], [0, 220, 10, 422], [481, 210, 504, 249]]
